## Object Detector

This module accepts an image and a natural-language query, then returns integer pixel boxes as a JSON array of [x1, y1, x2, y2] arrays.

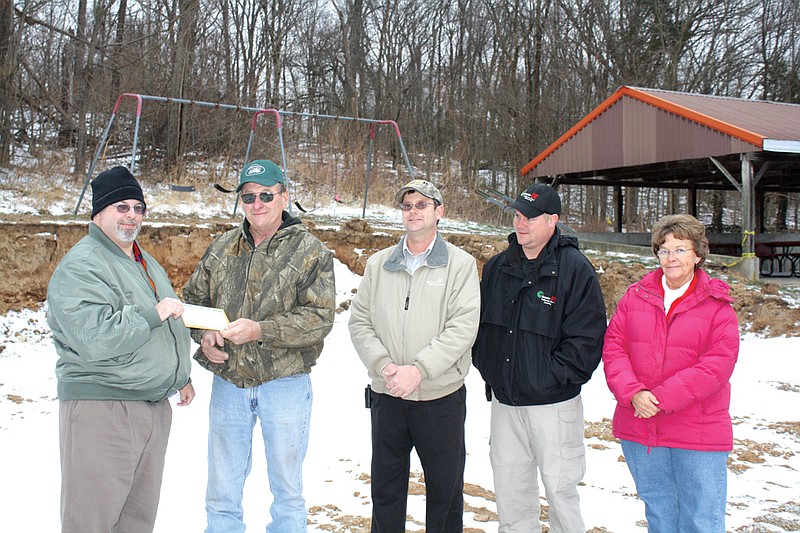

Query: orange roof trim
[[521, 86, 767, 176]]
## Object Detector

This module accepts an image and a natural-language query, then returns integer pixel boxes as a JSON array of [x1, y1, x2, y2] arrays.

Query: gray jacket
[[47, 223, 192, 401], [349, 233, 480, 401]]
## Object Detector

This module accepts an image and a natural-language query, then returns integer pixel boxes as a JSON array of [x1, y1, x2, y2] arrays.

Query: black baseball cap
[[509, 183, 561, 218]]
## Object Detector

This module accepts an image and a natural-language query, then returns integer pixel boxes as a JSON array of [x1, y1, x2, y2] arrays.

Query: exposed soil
[[2, 214, 799, 337], [0, 215, 505, 314]]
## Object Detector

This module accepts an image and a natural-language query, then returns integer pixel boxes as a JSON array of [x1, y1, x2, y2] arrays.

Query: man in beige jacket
[[349, 179, 480, 533]]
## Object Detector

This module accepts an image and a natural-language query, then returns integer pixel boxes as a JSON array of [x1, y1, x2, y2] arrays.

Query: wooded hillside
[[1, 0, 798, 229]]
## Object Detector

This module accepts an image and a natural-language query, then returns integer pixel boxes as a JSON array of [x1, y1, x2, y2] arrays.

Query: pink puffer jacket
[[602, 268, 739, 451]]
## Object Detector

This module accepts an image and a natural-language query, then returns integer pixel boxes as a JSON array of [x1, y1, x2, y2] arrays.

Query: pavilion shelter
[[521, 86, 800, 279]]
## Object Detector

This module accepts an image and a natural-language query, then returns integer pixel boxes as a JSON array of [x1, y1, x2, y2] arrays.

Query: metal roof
[[521, 86, 800, 191]]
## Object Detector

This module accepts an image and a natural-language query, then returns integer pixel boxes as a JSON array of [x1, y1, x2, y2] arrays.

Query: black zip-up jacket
[[472, 229, 607, 406]]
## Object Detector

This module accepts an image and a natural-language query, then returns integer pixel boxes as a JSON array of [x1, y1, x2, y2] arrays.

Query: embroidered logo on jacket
[[427, 277, 446, 287], [536, 290, 556, 306]]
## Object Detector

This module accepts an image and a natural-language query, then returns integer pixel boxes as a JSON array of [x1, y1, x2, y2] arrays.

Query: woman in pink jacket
[[603, 214, 739, 533]]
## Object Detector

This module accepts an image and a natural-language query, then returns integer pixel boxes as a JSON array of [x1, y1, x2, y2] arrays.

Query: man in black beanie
[[90, 165, 147, 219], [47, 166, 195, 533]]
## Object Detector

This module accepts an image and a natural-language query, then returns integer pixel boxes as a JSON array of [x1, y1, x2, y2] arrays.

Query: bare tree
[[165, 0, 199, 169], [110, 0, 127, 97], [71, 0, 89, 174], [258, 0, 309, 107], [331, 0, 367, 117], [0, 0, 18, 165]]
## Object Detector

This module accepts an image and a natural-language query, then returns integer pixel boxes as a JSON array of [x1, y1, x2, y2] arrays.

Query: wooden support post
[[688, 187, 697, 217], [741, 154, 757, 280]]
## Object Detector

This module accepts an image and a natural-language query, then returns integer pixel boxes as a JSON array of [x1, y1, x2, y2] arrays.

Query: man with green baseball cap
[[184, 158, 335, 532]]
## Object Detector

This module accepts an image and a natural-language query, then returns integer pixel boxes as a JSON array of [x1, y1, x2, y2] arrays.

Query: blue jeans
[[620, 440, 728, 533], [205, 373, 312, 533]]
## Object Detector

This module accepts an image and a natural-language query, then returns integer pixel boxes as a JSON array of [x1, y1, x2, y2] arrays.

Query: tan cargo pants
[[489, 395, 586, 533]]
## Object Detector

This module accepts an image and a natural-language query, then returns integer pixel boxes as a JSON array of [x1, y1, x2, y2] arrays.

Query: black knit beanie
[[90, 166, 146, 219]]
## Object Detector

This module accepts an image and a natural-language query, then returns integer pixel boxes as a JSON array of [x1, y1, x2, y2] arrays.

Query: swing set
[[74, 93, 417, 218]]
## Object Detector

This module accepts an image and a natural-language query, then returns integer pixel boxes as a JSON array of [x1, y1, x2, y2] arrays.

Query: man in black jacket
[[472, 183, 606, 533]]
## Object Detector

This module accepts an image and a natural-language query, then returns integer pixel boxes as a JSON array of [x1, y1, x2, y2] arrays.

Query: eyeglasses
[[112, 203, 146, 215], [241, 192, 275, 204], [400, 201, 434, 211], [656, 247, 694, 259]]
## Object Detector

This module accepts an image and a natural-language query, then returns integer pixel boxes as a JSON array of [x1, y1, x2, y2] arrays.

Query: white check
[[181, 303, 229, 330]]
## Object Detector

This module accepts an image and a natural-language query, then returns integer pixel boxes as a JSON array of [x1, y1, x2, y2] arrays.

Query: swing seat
[[169, 184, 196, 192]]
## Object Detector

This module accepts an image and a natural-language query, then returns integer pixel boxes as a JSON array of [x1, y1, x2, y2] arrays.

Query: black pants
[[369, 386, 466, 533]]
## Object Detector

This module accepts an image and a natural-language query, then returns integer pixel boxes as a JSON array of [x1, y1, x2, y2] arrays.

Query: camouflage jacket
[[183, 213, 335, 387]]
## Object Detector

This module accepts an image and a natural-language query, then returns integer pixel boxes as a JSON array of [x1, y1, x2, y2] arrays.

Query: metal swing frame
[[75, 93, 416, 218]]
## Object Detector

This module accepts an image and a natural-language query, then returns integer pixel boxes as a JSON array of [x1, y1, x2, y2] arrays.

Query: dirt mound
[[731, 282, 800, 336], [0, 216, 505, 314], [0, 216, 232, 313], [593, 260, 650, 319], [592, 257, 800, 337], [2, 215, 798, 337], [314, 219, 400, 277]]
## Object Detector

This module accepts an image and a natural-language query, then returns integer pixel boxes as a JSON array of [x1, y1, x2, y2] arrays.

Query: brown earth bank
[[2, 215, 799, 336]]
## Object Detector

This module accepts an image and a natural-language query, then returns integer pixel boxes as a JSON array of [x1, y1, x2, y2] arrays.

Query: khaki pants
[[59, 399, 172, 533], [489, 395, 586, 533]]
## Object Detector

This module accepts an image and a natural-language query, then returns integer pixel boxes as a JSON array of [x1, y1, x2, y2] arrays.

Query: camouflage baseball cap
[[395, 179, 444, 205]]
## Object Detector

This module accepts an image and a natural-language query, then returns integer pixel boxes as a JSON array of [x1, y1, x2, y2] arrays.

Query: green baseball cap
[[236, 160, 285, 192]]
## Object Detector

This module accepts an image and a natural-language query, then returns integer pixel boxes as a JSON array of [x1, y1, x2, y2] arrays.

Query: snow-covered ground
[[1, 259, 799, 532], [1, 171, 799, 531]]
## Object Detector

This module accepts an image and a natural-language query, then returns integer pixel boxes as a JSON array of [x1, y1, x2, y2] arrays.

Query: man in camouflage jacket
[[183, 159, 335, 532]]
